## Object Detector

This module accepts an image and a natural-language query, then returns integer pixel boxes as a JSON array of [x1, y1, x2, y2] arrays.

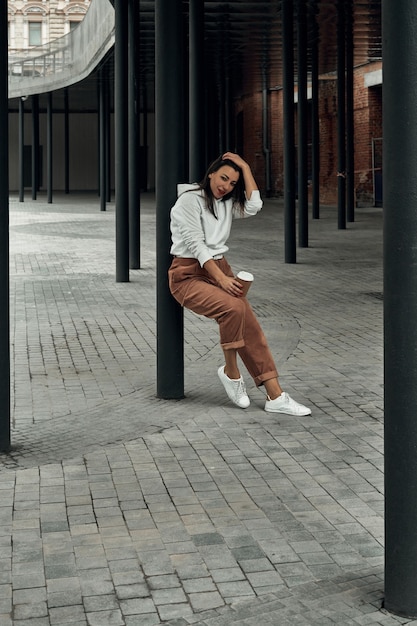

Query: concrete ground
[[0, 191, 414, 625]]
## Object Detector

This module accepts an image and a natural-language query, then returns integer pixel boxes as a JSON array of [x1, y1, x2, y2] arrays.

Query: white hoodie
[[170, 183, 263, 267]]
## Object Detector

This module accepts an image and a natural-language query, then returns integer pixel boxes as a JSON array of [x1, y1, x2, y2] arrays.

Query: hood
[[177, 182, 203, 197]]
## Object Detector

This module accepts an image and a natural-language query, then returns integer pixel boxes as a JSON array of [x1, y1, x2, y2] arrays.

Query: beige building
[[8, 0, 91, 53]]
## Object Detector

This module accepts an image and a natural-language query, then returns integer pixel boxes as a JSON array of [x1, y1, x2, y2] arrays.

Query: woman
[[168, 152, 311, 416]]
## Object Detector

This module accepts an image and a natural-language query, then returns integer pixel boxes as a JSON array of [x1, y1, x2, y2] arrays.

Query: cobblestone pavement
[[1, 192, 414, 625]]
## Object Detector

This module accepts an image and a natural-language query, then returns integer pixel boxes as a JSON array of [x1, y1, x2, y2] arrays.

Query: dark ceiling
[[138, 0, 382, 92], [10, 1, 382, 113]]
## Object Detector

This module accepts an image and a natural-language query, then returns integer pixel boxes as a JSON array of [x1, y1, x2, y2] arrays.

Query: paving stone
[[182, 578, 217, 594], [157, 603, 194, 621], [124, 615, 161, 626], [48, 603, 86, 624], [84, 609, 124, 626], [216, 581, 255, 598], [119, 597, 156, 615], [210, 568, 245, 583], [115, 584, 149, 600], [188, 591, 224, 612]]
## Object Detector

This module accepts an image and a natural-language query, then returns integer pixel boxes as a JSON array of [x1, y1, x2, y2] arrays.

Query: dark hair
[[197, 156, 246, 218]]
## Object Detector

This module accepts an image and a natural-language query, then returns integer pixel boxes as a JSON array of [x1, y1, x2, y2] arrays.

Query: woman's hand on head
[[222, 152, 249, 170], [222, 152, 258, 197]]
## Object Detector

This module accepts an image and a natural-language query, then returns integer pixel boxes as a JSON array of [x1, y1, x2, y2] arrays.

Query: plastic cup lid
[[237, 271, 254, 281]]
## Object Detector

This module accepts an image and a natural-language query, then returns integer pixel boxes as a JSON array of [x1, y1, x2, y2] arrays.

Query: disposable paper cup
[[236, 270, 254, 296]]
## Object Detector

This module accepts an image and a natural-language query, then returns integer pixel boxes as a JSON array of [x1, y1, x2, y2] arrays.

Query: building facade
[[8, 0, 90, 53]]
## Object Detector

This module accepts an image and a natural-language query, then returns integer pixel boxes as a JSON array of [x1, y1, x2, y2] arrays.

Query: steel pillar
[[310, 0, 320, 219], [262, 62, 272, 197], [64, 89, 69, 194], [0, 0, 10, 452], [142, 84, 148, 191], [346, 0, 355, 222], [282, 0, 296, 264], [99, 70, 107, 212], [383, 0, 417, 618], [114, 0, 130, 282], [297, 0, 308, 248], [19, 98, 25, 203], [128, 0, 141, 269], [155, 0, 185, 399], [31, 95, 39, 200], [337, 0, 346, 229], [189, 0, 205, 182], [106, 75, 111, 204], [47, 92, 53, 204]]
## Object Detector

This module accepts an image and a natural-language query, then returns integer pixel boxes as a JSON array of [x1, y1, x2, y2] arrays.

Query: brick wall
[[236, 61, 382, 206]]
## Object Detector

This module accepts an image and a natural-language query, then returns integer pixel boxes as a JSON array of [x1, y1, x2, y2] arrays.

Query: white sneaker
[[217, 366, 250, 409], [264, 392, 311, 416]]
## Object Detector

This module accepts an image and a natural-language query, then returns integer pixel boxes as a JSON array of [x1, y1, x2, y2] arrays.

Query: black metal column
[[384, 0, 417, 618], [345, 0, 355, 223], [297, 0, 308, 247], [282, 0, 296, 263], [224, 75, 231, 151], [128, 0, 141, 269], [189, 0, 205, 182], [99, 70, 107, 212], [337, 0, 346, 229], [64, 88, 69, 194], [106, 74, 112, 203], [47, 92, 53, 204], [97, 81, 101, 196], [142, 83, 148, 191], [217, 73, 225, 154], [19, 98, 25, 203], [114, 0, 130, 282], [155, 0, 185, 399], [0, 0, 10, 452], [31, 95, 39, 200], [310, 1, 320, 219], [262, 62, 272, 197]]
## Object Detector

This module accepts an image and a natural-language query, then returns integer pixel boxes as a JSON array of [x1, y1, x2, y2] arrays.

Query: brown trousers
[[168, 257, 278, 387]]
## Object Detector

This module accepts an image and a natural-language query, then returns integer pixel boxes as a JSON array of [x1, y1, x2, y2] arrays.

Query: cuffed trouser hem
[[253, 370, 279, 387]]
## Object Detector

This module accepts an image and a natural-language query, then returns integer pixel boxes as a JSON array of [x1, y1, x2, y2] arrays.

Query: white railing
[[8, 0, 115, 99]]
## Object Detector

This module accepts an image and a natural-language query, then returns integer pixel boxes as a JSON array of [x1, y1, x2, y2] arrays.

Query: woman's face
[[209, 165, 240, 199]]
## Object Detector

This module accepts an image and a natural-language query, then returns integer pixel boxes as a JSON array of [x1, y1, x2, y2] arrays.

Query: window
[[28, 21, 42, 46]]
